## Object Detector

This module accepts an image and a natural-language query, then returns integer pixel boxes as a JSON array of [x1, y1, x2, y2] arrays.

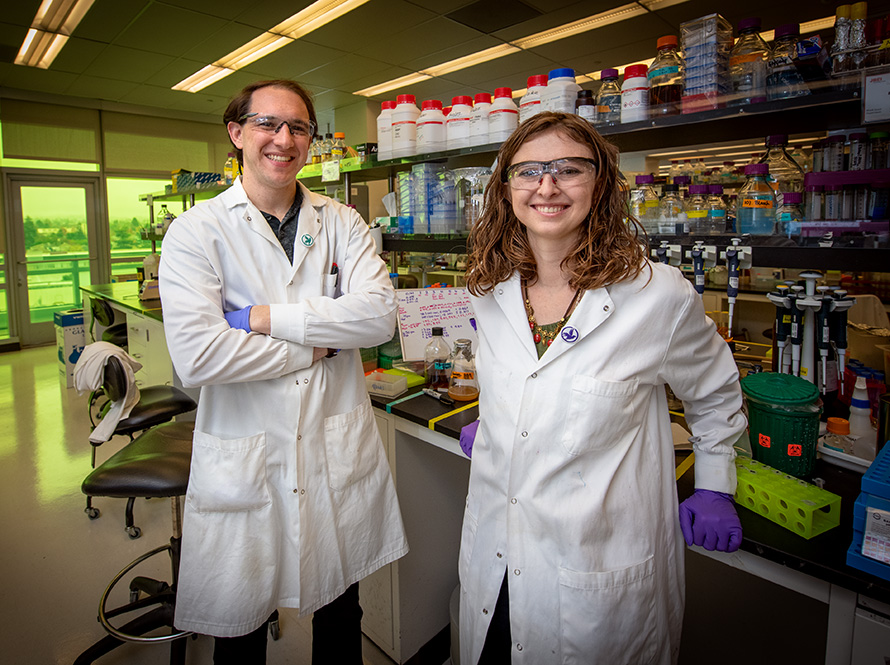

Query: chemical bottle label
[[647, 65, 680, 80], [451, 371, 474, 380], [742, 197, 773, 209], [730, 53, 763, 66], [490, 108, 518, 115], [709, 209, 726, 217], [686, 210, 708, 218], [577, 105, 596, 120], [644, 200, 659, 208]]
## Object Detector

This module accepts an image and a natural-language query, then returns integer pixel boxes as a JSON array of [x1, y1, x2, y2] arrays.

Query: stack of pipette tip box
[[847, 441, 890, 581]]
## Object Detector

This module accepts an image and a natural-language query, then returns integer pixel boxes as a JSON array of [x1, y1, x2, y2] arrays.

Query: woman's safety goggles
[[505, 157, 597, 189]]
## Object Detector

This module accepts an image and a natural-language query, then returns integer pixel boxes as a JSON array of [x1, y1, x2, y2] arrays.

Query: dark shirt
[[260, 189, 303, 264]]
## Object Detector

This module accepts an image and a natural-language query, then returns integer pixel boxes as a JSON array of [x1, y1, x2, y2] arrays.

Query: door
[[5, 174, 107, 346]]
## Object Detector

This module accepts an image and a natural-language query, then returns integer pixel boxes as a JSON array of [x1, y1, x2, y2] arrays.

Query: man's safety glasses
[[505, 157, 597, 190], [239, 113, 316, 139]]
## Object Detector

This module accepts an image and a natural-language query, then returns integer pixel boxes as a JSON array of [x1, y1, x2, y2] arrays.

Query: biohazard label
[[759, 433, 771, 448], [788, 444, 802, 457]]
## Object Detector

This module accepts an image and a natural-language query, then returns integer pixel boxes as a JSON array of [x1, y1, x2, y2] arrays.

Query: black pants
[[212, 583, 363, 665], [477, 572, 511, 665]]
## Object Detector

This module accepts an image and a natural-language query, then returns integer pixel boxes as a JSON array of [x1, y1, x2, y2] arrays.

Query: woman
[[459, 112, 746, 665]]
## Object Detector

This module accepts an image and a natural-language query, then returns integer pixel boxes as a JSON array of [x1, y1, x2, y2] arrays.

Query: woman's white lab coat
[[159, 179, 407, 637], [459, 262, 746, 664]]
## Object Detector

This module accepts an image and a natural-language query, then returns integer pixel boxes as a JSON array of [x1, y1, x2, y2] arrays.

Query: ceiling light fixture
[[354, 73, 433, 97], [15, 0, 96, 69], [173, 0, 371, 93]]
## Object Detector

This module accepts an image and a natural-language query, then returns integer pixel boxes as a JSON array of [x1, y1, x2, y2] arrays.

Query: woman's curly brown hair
[[466, 112, 649, 296]]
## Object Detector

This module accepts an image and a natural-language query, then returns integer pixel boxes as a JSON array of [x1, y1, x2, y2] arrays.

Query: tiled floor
[[0, 346, 399, 665]]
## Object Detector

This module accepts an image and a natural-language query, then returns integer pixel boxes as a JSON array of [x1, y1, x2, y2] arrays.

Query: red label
[[788, 444, 802, 457], [758, 433, 771, 448], [489, 108, 519, 115]]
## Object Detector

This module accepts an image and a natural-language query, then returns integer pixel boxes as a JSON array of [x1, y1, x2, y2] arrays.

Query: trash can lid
[[740, 372, 820, 406]]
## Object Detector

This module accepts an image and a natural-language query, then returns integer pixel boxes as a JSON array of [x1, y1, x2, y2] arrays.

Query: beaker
[[447, 338, 480, 401]]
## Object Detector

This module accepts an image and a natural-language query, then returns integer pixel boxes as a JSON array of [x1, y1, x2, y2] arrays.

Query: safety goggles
[[505, 157, 597, 190], [238, 113, 316, 139]]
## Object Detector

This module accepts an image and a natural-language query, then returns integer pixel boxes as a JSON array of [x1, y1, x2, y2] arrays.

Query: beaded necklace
[[522, 281, 583, 347]]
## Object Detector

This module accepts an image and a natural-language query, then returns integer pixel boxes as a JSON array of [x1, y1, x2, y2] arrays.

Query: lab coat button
[[496, 552, 503, 558], [300, 489, 305, 495], [497, 289, 504, 295], [297, 434, 302, 441], [521, 431, 528, 437], [531, 373, 537, 378], [516, 643, 523, 651], [514, 569, 520, 575], [482, 608, 489, 615], [303, 378, 309, 384], [293, 489, 298, 494], [603, 304, 610, 311], [510, 498, 517, 504]]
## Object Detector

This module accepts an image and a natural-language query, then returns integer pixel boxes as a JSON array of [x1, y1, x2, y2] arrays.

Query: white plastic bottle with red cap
[[376, 100, 395, 161], [446, 96, 474, 150], [621, 64, 649, 124], [488, 87, 518, 143], [392, 94, 421, 159], [469, 93, 492, 147], [416, 99, 446, 154], [519, 75, 548, 124]]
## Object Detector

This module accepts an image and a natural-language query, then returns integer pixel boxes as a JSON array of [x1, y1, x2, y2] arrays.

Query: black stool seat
[[115, 387, 197, 437], [102, 323, 129, 348], [83, 422, 193, 499]]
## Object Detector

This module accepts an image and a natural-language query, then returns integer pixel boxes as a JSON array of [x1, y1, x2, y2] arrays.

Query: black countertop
[[370, 388, 890, 604]]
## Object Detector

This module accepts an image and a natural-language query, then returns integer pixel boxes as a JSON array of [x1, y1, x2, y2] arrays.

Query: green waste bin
[[741, 372, 822, 479]]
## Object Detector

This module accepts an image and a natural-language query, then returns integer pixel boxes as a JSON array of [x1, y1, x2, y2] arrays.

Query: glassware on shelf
[[447, 339, 480, 402], [451, 167, 492, 232]]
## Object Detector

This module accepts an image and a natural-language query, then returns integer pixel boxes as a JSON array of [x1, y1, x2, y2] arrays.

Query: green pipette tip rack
[[734, 456, 841, 539]]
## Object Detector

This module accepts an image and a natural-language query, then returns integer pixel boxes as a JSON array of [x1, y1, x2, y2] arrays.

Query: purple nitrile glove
[[678, 489, 743, 552], [225, 305, 253, 332], [459, 419, 479, 459]]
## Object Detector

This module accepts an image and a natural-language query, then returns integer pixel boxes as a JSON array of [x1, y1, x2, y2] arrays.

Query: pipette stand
[[652, 241, 683, 266], [797, 271, 823, 385]]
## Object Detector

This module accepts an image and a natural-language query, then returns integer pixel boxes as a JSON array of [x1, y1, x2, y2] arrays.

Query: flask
[[594, 69, 622, 127], [631, 174, 660, 234], [766, 24, 810, 101], [541, 68, 581, 114], [729, 17, 769, 106], [416, 100, 446, 154], [621, 64, 649, 124], [447, 339, 480, 402], [331, 132, 347, 160], [707, 184, 728, 234], [850, 376, 877, 461], [685, 185, 710, 233], [468, 93, 491, 147], [519, 75, 548, 124], [720, 162, 735, 184], [446, 96, 473, 150], [658, 183, 686, 235], [737, 163, 776, 235], [309, 138, 321, 165], [669, 160, 681, 182], [759, 134, 805, 207], [648, 35, 684, 116], [321, 133, 333, 162], [392, 94, 421, 159], [849, 2, 868, 70], [832, 5, 852, 74], [155, 205, 170, 235], [488, 88, 519, 143], [223, 153, 237, 184], [575, 90, 596, 122], [376, 100, 395, 161], [776, 191, 804, 238], [424, 326, 451, 391]]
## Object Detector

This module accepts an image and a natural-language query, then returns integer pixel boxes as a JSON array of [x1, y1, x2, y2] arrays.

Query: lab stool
[[75, 421, 194, 665]]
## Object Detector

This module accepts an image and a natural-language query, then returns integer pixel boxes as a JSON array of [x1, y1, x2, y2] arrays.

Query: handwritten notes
[[396, 288, 477, 361]]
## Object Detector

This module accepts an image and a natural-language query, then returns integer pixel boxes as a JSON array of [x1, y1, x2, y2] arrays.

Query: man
[[159, 80, 407, 664]]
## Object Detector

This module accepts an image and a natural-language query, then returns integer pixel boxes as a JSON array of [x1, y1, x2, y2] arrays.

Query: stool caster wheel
[[85, 507, 100, 519], [126, 526, 142, 539], [269, 618, 281, 641], [130, 589, 141, 604]]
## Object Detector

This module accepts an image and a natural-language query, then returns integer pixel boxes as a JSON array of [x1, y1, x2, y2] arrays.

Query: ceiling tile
[[354, 17, 487, 66], [181, 21, 268, 64], [238, 38, 349, 80], [433, 50, 553, 87], [298, 54, 400, 89], [400, 0, 476, 14], [83, 45, 175, 83], [2, 0, 44, 28], [144, 57, 213, 88], [50, 37, 107, 75], [340, 65, 417, 93], [0, 21, 30, 63], [410, 34, 502, 71], [0, 64, 78, 94], [113, 4, 229, 58], [74, 0, 149, 44], [166, 0, 253, 22], [232, 1, 321, 32], [306, 0, 437, 51], [64, 75, 139, 102]]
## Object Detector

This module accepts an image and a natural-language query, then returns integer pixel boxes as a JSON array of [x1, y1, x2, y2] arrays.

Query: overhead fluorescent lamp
[[420, 44, 521, 77], [354, 73, 433, 97], [172, 65, 234, 93], [14, 0, 95, 69], [173, 0, 371, 93]]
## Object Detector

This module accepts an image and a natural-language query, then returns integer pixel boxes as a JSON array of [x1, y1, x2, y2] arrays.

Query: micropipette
[[688, 241, 706, 296], [766, 284, 792, 373], [830, 290, 855, 395], [789, 285, 805, 377], [724, 240, 741, 337], [814, 286, 833, 394]]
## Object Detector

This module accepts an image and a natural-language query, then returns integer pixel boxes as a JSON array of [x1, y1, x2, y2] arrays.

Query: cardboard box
[[54, 309, 85, 388]]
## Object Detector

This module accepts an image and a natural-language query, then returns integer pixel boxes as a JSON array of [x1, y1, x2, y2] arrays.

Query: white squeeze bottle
[[376, 101, 395, 160], [391, 94, 420, 159], [446, 96, 473, 150], [519, 75, 548, 124], [469, 93, 491, 147], [488, 87, 518, 143], [850, 375, 877, 461], [416, 99, 446, 153], [541, 68, 581, 114]]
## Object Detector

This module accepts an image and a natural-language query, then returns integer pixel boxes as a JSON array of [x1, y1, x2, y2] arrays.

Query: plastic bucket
[[741, 373, 822, 479]]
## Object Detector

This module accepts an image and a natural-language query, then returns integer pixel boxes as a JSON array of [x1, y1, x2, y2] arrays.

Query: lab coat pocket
[[560, 375, 640, 456], [188, 430, 272, 513], [323, 401, 381, 492], [323, 273, 338, 298], [558, 556, 657, 664]]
